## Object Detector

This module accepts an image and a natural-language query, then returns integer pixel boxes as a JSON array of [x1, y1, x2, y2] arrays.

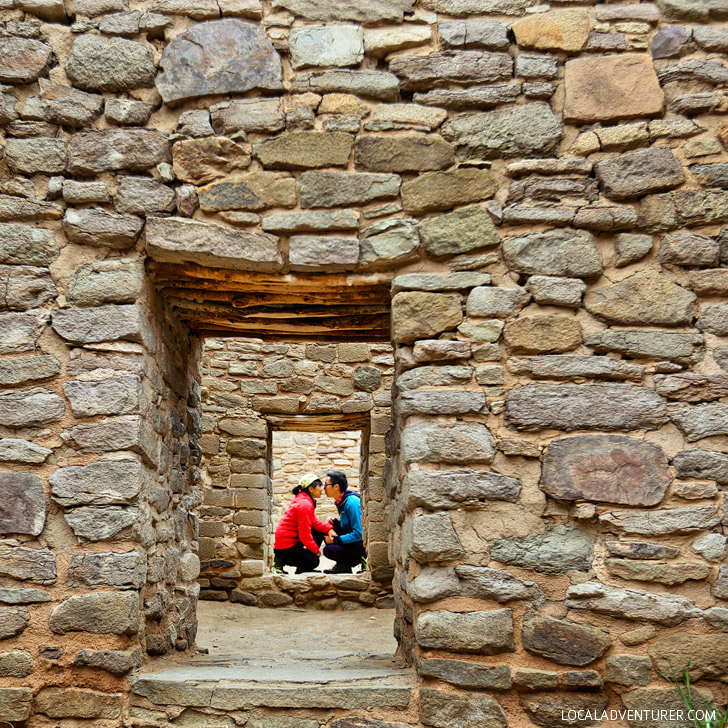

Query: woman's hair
[[292, 479, 321, 495], [326, 470, 348, 491]]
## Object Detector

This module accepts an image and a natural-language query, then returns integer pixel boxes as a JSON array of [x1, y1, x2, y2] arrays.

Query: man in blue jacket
[[322, 470, 367, 574]]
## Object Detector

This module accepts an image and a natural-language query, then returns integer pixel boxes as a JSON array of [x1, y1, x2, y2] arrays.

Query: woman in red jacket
[[273, 473, 334, 574]]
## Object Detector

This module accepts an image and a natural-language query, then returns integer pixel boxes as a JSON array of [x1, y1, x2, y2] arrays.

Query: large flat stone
[[0, 687, 32, 723], [622, 688, 716, 728], [0, 650, 33, 678], [0, 265, 57, 311], [22, 80, 102, 128], [419, 205, 499, 257], [35, 688, 123, 719], [66, 35, 155, 92], [271, 0, 414, 23], [173, 137, 251, 185], [541, 435, 671, 506], [415, 610, 514, 654], [0, 355, 60, 386], [156, 19, 282, 104], [564, 54, 665, 123], [418, 659, 510, 690], [522, 615, 610, 666], [4, 138, 67, 175], [68, 259, 144, 307], [0, 387, 65, 428], [503, 315, 582, 354], [49, 591, 141, 635], [649, 634, 728, 682], [390, 51, 512, 91], [65, 506, 141, 541], [670, 403, 728, 441], [355, 135, 454, 172], [300, 172, 400, 208], [69, 129, 169, 174], [359, 218, 420, 268], [0, 472, 46, 536], [405, 470, 521, 509], [289, 25, 363, 69], [290, 70, 399, 100], [0, 545, 56, 583], [673, 449, 728, 485], [585, 329, 704, 363], [0, 38, 52, 84], [420, 688, 507, 728], [289, 236, 358, 271], [585, 271, 696, 326], [441, 102, 562, 161], [508, 355, 643, 380], [50, 460, 145, 506], [52, 305, 149, 346], [0, 438, 52, 464], [503, 228, 602, 278], [491, 524, 594, 574], [64, 416, 156, 464], [402, 168, 496, 216], [391, 291, 462, 343], [211, 99, 284, 135], [512, 10, 589, 52], [0, 223, 58, 266], [68, 551, 146, 588], [146, 217, 282, 271], [595, 147, 685, 200], [599, 506, 719, 535], [402, 421, 495, 464], [255, 132, 353, 169], [506, 384, 667, 431], [198, 171, 295, 209], [521, 693, 609, 728], [63, 208, 143, 249]]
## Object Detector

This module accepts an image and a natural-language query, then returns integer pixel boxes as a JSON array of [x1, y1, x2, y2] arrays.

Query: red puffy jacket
[[274, 491, 332, 553]]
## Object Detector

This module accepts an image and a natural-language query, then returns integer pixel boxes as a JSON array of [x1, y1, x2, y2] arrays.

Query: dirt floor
[[194, 601, 398, 659]]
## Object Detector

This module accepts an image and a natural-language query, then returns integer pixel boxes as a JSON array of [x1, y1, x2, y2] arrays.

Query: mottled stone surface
[[420, 688, 507, 728], [355, 135, 454, 172], [585, 329, 704, 363], [0, 545, 56, 583], [0, 607, 30, 639], [405, 469, 521, 509], [35, 688, 123, 719], [512, 10, 589, 52], [521, 692, 609, 728], [402, 421, 495, 464], [541, 435, 671, 506], [522, 615, 611, 666], [402, 168, 496, 215], [50, 460, 145, 506], [391, 292, 462, 344], [49, 592, 141, 635], [0, 38, 52, 84], [256, 132, 353, 170], [156, 19, 282, 103], [69, 129, 169, 174], [595, 147, 685, 200], [673, 449, 728, 484], [0, 472, 46, 536], [419, 205, 500, 258], [0, 387, 65, 428], [416, 610, 514, 654], [503, 315, 582, 354], [564, 54, 665, 123], [390, 51, 512, 91], [503, 229, 602, 278], [300, 172, 400, 208], [599, 506, 719, 535]]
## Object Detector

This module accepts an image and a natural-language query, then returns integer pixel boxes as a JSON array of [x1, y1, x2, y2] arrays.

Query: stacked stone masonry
[[198, 337, 394, 607], [0, 0, 726, 725]]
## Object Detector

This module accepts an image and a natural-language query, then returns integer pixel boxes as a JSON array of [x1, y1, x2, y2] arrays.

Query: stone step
[[131, 655, 413, 710]]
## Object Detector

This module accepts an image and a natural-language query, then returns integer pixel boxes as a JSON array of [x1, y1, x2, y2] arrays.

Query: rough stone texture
[[512, 10, 589, 52], [0, 472, 46, 536], [52, 306, 149, 346], [508, 355, 643, 381], [598, 506, 720, 535], [290, 25, 363, 69], [0, 38, 52, 84], [503, 316, 582, 354], [66, 35, 155, 92], [289, 236, 359, 271], [391, 292, 462, 344], [585, 271, 696, 326], [606, 559, 711, 586], [0, 650, 33, 678], [595, 147, 686, 200], [585, 329, 705, 363], [69, 130, 169, 174], [50, 460, 145, 506], [418, 659, 510, 689], [156, 19, 282, 103], [0, 387, 65, 428], [35, 688, 123, 719], [359, 219, 420, 267], [115, 177, 176, 215], [63, 208, 143, 249], [526, 276, 585, 308], [49, 592, 141, 635], [621, 688, 716, 728], [68, 260, 144, 307], [506, 384, 667, 432], [673, 449, 728, 485], [146, 217, 282, 271], [503, 229, 602, 278], [697, 304, 728, 336], [0, 223, 58, 266], [541, 435, 671, 506], [402, 422, 495, 464], [605, 655, 651, 686], [649, 634, 728, 682], [0, 545, 56, 583], [65, 506, 141, 542], [174, 138, 251, 186], [0, 687, 32, 722], [564, 54, 665, 123], [0, 439, 52, 464], [73, 649, 142, 674], [522, 615, 611, 666], [670, 403, 728, 441], [291, 70, 399, 100], [441, 102, 562, 160], [0, 607, 30, 639], [68, 552, 146, 588], [402, 168, 496, 216], [419, 688, 507, 728], [415, 610, 514, 654], [405, 470, 521, 509], [4, 138, 67, 175], [355, 135, 454, 173], [490, 525, 594, 574], [419, 205, 499, 258], [521, 692, 609, 728], [409, 513, 464, 563], [211, 99, 284, 135], [300, 172, 400, 208], [659, 232, 720, 267]]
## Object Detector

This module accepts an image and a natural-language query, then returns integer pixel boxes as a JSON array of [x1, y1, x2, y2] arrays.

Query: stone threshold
[[131, 653, 413, 710]]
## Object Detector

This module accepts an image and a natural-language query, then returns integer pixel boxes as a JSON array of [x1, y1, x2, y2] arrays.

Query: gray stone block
[[0, 387, 65, 428], [402, 422, 495, 464], [405, 469, 521, 509], [0, 607, 29, 639], [0, 650, 33, 678], [68, 551, 147, 588], [409, 513, 464, 563], [65, 506, 141, 542], [419, 687, 507, 728], [0, 472, 46, 536], [50, 591, 141, 635], [415, 609, 514, 654], [63, 376, 144, 417]]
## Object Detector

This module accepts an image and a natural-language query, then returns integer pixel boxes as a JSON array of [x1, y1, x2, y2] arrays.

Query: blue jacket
[[335, 490, 363, 545]]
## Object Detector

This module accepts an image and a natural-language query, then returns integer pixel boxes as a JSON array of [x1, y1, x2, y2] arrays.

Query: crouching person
[[323, 470, 366, 574]]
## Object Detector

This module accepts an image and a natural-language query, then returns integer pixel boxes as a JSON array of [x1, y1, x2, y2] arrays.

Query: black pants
[[274, 529, 325, 574], [323, 541, 366, 569]]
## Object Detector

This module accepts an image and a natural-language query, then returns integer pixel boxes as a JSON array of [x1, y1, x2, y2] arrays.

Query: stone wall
[[197, 338, 393, 607], [0, 0, 727, 724]]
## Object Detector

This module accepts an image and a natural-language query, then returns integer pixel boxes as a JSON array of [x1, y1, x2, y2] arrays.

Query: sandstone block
[[50, 459, 145, 506], [391, 292, 462, 344], [105, 97, 154, 125], [290, 70, 399, 100], [359, 218, 420, 268], [272, 0, 413, 23], [365, 103, 447, 133], [0, 387, 65, 428], [65, 506, 140, 542], [69, 129, 169, 174], [659, 232, 720, 267], [73, 648, 141, 674], [390, 51, 512, 91], [697, 304, 728, 336], [439, 19, 510, 49], [402, 168, 496, 216], [355, 135, 454, 172], [399, 390, 485, 417], [0, 545, 56, 583], [599, 506, 719, 535], [614, 233, 653, 267], [50, 592, 140, 635], [0, 223, 58, 266], [0, 607, 29, 639], [173, 137, 251, 185], [68, 260, 144, 307], [586, 329, 704, 363], [262, 210, 359, 233], [300, 172, 400, 208], [595, 147, 685, 200], [0, 438, 52, 464], [146, 217, 282, 272], [419, 205, 499, 258], [289, 236, 358, 271], [466, 286, 528, 318], [0, 687, 32, 723], [541, 435, 671, 506], [456, 565, 544, 605], [364, 24, 432, 56], [606, 559, 710, 586], [503, 228, 602, 278], [491, 524, 594, 574], [115, 177, 175, 215], [0, 650, 33, 678], [418, 658, 510, 690], [156, 19, 282, 104], [504, 315, 582, 354], [0, 38, 51, 84], [512, 10, 589, 52], [409, 513, 464, 563], [4, 138, 66, 175], [405, 469, 521, 509], [397, 365, 472, 391], [0, 265, 57, 311], [605, 655, 651, 686], [419, 688, 507, 728], [416, 609, 514, 654], [413, 339, 471, 362], [506, 384, 667, 431], [526, 276, 586, 308], [66, 35, 155, 92], [290, 25, 363, 69], [402, 421, 495, 464], [0, 472, 46, 536], [22, 80, 102, 128], [521, 692, 609, 728], [63, 208, 143, 249], [255, 132, 352, 169], [673, 449, 728, 484], [441, 102, 562, 161], [68, 551, 146, 588], [670, 403, 728, 441], [585, 271, 695, 326], [52, 306, 149, 346], [0, 354, 60, 387], [564, 54, 665, 123], [36, 688, 123, 719], [522, 615, 610, 666]]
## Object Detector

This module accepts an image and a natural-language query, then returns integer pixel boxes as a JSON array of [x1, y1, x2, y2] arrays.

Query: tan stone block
[[198, 434, 220, 455], [564, 54, 664, 123], [338, 342, 370, 362], [391, 291, 463, 344], [318, 93, 371, 116], [513, 10, 590, 52], [504, 316, 582, 354], [172, 137, 251, 185]]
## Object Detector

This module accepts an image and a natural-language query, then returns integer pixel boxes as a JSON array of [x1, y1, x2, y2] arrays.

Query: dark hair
[[326, 470, 348, 491], [292, 479, 321, 496]]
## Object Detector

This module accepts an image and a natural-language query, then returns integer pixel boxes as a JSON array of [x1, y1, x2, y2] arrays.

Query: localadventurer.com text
[[562, 710, 721, 722]]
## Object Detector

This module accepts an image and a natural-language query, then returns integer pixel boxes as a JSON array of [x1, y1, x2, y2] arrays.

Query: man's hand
[[325, 529, 336, 544]]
